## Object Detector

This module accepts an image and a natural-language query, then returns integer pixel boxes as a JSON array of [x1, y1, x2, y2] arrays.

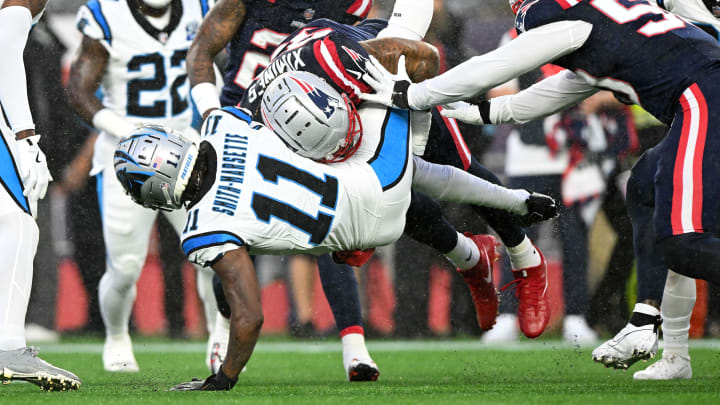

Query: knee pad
[[106, 254, 144, 292]]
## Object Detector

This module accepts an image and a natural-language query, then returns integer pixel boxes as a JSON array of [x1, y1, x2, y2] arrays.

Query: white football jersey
[[181, 105, 413, 267], [76, 0, 212, 173], [656, 0, 720, 31]]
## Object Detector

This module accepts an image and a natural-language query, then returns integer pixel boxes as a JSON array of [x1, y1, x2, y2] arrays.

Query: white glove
[[16, 134, 52, 205], [410, 110, 431, 156], [359, 55, 413, 109], [439, 101, 485, 125]]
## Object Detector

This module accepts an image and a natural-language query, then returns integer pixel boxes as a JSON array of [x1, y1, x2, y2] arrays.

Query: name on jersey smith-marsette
[[247, 49, 306, 103], [212, 133, 249, 216]]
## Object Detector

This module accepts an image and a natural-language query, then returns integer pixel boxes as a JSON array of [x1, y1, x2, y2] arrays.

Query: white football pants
[[97, 169, 217, 339]]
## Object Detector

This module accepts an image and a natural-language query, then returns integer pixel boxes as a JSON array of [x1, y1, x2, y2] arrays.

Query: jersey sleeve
[[515, 0, 567, 33], [182, 230, 246, 267], [343, 0, 374, 22], [307, 34, 372, 104], [75, 0, 112, 45]]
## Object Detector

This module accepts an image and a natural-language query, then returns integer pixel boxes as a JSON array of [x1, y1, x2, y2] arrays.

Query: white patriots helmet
[[260, 71, 363, 163], [114, 125, 198, 210]]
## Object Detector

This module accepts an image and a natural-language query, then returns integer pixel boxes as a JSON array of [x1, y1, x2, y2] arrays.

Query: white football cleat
[[592, 322, 658, 369], [103, 334, 139, 372], [347, 358, 379, 382], [633, 353, 692, 380], [481, 314, 519, 343], [0, 347, 81, 390], [563, 315, 598, 346]]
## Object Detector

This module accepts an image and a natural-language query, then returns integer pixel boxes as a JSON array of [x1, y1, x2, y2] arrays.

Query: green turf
[[2, 340, 719, 404]]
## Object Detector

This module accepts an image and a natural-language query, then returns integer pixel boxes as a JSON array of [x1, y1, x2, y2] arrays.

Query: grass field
[[2, 339, 719, 404]]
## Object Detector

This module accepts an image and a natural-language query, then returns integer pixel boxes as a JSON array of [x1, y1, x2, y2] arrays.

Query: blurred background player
[[67, 0, 222, 372], [0, 0, 80, 390]]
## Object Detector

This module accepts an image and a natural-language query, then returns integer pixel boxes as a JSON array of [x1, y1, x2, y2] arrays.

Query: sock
[[0, 213, 38, 351], [506, 236, 541, 270], [445, 232, 480, 270], [341, 327, 372, 373], [660, 271, 695, 358], [99, 270, 137, 338]]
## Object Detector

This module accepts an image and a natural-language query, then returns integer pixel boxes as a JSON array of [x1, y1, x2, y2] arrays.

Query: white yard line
[[34, 339, 720, 354]]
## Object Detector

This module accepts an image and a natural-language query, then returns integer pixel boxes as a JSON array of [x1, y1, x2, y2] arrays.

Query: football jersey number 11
[[251, 155, 339, 245]]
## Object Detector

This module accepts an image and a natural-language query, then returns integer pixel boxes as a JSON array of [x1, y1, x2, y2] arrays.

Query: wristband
[[215, 365, 238, 390], [191, 82, 221, 118], [92, 109, 135, 138], [478, 101, 491, 124]]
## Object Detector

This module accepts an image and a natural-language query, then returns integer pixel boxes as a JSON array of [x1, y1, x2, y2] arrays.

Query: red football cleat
[[457, 233, 500, 331], [502, 246, 550, 338]]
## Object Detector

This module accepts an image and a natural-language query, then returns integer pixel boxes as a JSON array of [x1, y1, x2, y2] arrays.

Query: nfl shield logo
[[303, 8, 315, 20]]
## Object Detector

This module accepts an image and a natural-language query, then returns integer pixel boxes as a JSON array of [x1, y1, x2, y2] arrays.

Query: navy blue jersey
[[516, 0, 720, 124], [220, 0, 373, 107], [240, 18, 387, 115]]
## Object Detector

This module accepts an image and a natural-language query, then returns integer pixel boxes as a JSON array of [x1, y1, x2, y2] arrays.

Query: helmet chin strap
[[173, 143, 199, 208]]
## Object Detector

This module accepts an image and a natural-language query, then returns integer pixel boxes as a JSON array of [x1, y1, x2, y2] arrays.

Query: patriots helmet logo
[[290, 76, 338, 119]]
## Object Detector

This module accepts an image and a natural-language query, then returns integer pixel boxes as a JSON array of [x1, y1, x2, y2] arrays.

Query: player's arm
[[359, 38, 439, 83], [360, 20, 594, 110], [67, 36, 135, 138], [210, 247, 262, 388], [188, 0, 246, 119]]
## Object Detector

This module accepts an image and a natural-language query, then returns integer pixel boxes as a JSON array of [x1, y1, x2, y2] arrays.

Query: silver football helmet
[[260, 71, 363, 163], [114, 125, 198, 210]]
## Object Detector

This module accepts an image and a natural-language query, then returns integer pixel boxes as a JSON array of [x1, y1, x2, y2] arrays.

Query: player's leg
[[404, 191, 500, 331], [634, 270, 694, 380], [593, 149, 664, 368], [288, 254, 317, 336], [0, 211, 79, 389], [97, 171, 155, 372], [164, 208, 221, 372], [423, 111, 549, 338], [315, 254, 379, 381]]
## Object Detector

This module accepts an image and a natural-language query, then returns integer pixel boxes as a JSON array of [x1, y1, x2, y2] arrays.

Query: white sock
[[445, 232, 480, 270], [99, 270, 137, 338], [660, 271, 695, 358], [506, 236, 541, 270], [341, 332, 372, 373], [0, 213, 38, 351]]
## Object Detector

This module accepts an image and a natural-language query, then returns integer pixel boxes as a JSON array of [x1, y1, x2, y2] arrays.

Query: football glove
[[16, 134, 52, 206], [359, 55, 412, 109], [439, 101, 490, 126], [171, 366, 237, 391], [520, 192, 558, 227]]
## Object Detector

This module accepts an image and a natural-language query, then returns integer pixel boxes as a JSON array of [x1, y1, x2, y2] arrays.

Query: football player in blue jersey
[[361, 0, 720, 379], [0, 0, 81, 391], [239, 12, 556, 341]]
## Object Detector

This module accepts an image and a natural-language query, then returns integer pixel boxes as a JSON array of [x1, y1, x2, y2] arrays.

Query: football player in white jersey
[[593, 0, 720, 381], [67, 0, 222, 373], [116, 71, 555, 390], [0, 0, 81, 391]]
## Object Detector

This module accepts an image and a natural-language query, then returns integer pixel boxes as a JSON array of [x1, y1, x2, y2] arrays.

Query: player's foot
[[592, 322, 659, 369], [457, 233, 500, 331], [207, 315, 230, 374], [633, 353, 692, 380], [503, 246, 549, 338], [0, 347, 81, 391], [563, 315, 598, 345], [480, 314, 519, 343], [347, 358, 379, 382], [103, 334, 139, 372]]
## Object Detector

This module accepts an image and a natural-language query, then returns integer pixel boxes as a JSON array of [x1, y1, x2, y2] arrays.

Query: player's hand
[[16, 134, 53, 204], [520, 192, 558, 227], [359, 55, 412, 109], [439, 101, 485, 125], [171, 367, 237, 391]]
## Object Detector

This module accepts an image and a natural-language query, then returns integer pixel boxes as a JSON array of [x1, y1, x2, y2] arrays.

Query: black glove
[[171, 366, 238, 391], [520, 192, 558, 227]]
